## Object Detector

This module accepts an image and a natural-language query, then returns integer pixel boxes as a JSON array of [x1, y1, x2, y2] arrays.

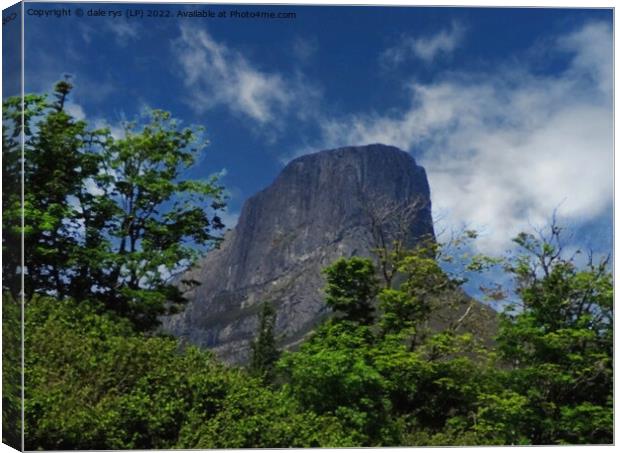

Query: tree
[[2, 95, 29, 298], [2, 81, 101, 300], [495, 224, 613, 444], [176, 368, 352, 448], [24, 296, 351, 449], [322, 257, 378, 325], [378, 240, 453, 341], [361, 195, 433, 289], [279, 240, 492, 446], [2, 294, 21, 449], [249, 302, 280, 382], [278, 320, 396, 446], [82, 108, 226, 330], [2, 82, 226, 330]]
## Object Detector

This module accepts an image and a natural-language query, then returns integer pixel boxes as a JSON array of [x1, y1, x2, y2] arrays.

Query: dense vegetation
[[2, 83, 613, 448], [3, 79, 226, 331]]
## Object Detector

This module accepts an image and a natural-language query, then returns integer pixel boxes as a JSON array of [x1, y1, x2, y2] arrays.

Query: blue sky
[[17, 2, 613, 260]]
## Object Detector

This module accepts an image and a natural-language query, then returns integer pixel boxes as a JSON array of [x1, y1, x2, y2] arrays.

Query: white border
[[0, 1, 616, 453]]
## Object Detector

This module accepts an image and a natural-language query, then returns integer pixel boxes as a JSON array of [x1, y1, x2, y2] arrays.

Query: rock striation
[[162, 144, 477, 363]]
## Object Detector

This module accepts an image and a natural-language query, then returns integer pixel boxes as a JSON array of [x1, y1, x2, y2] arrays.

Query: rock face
[[162, 144, 437, 363]]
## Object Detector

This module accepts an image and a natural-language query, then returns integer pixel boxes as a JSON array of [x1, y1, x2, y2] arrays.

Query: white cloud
[[65, 102, 86, 120], [381, 21, 465, 66], [557, 21, 612, 98], [173, 26, 320, 129], [218, 208, 240, 230], [173, 25, 320, 128], [105, 20, 140, 46], [303, 21, 612, 254], [93, 118, 125, 140], [78, 20, 141, 47], [292, 36, 318, 63]]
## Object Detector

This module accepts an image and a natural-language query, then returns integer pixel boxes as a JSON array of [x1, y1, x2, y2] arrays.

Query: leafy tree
[[24, 296, 350, 449], [249, 302, 280, 382], [468, 388, 533, 445], [495, 225, 613, 444], [2, 83, 96, 300], [2, 82, 226, 330], [322, 257, 378, 325], [280, 225, 611, 447], [278, 320, 397, 446], [279, 242, 491, 446], [2, 294, 22, 449], [378, 241, 455, 344], [83, 108, 226, 330], [176, 366, 352, 448], [2, 98, 26, 298]]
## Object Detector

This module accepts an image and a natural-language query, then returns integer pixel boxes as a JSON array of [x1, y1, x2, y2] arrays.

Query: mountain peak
[[163, 145, 435, 362], [283, 144, 420, 180], [288, 143, 414, 162]]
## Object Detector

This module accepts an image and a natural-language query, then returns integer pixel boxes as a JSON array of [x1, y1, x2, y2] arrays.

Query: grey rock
[[162, 144, 439, 363]]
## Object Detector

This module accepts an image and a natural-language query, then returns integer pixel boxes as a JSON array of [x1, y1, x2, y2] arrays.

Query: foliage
[[249, 301, 280, 382], [3, 89, 88, 299], [322, 257, 378, 324], [2, 81, 225, 330], [176, 369, 351, 448], [494, 226, 613, 444], [23, 296, 351, 449], [2, 293, 22, 449], [20, 223, 613, 448], [278, 226, 613, 446], [91, 109, 225, 329], [279, 240, 491, 446], [378, 242, 456, 343], [278, 320, 396, 446]]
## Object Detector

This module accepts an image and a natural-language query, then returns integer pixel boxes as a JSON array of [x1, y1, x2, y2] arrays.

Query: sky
[[9, 2, 614, 260]]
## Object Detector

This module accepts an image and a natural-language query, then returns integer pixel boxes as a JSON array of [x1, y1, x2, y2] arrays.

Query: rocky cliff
[[162, 144, 491, 363]]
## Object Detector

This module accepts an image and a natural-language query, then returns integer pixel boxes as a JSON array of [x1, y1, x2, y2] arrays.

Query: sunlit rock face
[[162, 144, 436, 363]]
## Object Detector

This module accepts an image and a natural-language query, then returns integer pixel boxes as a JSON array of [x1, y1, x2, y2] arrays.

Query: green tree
[[280, 235, 513, 446], [378, 241, 455, 342], [176, 366, 352, 448], [85, 108, 226, 330], [2, 294, 22, 449], [2, 95, 29, 297], [2, 82, 226, 330], [279, 242, 491, 446], [322, 257, 378, 325], [2, 81, 101, 299], [24, 296, 350, 449], [495, 225, 613, 444], [249, 302, 280, 382], [278, 320, 397, 446]]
